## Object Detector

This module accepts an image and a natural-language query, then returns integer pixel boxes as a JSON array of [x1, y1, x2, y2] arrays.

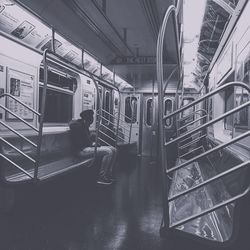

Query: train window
[[39, 68, 75, 124], [164, 99, 173, 127], [125, 97, 137, 123], [235, 49, 250, 130], [39, 87, 73, 123], [146, 99, 153, 126], [39, 68, 77, 91], [235, 87, 249, 128], [224, 87, 234, 131]]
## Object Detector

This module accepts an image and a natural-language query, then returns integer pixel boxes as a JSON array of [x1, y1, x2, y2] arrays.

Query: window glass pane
[[164, 99, 173, 127], [125, 97, 137, 123], [146, 99, 153, 126], [235, 87, 249, 127], [235, 45, 250, 130], [224, 87, 234, 130], [39, 87, 73, 123], [39, 68, 77, 91]]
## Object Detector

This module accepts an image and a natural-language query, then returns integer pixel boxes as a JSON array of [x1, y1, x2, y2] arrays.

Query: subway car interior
[[0, 0, 250, 249]]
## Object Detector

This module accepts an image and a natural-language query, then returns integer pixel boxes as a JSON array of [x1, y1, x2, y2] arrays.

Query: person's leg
[[78, 147, 95, 158], [96, 146, 115, 178], [106, 147, 117, 177], [80, 146, 116, 182]]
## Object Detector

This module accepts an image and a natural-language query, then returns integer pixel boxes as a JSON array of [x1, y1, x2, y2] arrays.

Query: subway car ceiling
[[9, 0, 181, 90]]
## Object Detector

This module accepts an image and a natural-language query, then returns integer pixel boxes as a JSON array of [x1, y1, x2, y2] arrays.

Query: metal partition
[[156, 3, 250, 240]]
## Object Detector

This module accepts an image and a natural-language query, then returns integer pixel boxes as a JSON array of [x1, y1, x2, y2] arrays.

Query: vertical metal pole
[[34, 49, 49, 180], [81, 49, 84, 70], [52, 27, 55, 53], [156, 5, 176, 233], [115, 90, 121, 147], [150, 79, 155, 158], [129, 95, 133, 143], [89, 74, 101, 157]]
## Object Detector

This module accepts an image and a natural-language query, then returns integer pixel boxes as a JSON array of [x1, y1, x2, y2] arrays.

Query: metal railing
[[0, 93, 41, 180], [96, 107, 134, 147], [160, 83, 250, 235], [0, 49, 100, 181], [156, 2, 250, 239]]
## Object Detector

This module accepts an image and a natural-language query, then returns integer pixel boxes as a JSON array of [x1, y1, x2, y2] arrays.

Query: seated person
[[69, 110, 117, 185]]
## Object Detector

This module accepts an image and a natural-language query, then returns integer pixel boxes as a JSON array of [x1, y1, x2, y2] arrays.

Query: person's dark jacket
[[69, 119, 92, 153]]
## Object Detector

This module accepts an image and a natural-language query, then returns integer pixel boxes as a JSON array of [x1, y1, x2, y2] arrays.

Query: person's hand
[[92, 142, 100, 147]]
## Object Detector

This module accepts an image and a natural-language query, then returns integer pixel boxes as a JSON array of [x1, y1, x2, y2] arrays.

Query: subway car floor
[[0, 156, 249, 250]]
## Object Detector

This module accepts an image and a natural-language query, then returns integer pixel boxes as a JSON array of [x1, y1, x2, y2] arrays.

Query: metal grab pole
[[89, 74, 101, 157], [157, 4, 177, 232], [115, 91, 121, 147], [129, 95, 134, 143], [34, 49, 49, 180]]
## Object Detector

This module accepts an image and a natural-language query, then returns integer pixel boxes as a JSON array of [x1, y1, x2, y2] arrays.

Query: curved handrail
[[177, 109, 208, 122], [156, 4, 180, 231]]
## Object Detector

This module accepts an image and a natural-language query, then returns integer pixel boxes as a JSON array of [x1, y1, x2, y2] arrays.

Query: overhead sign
[[111, 56, 160, 65]]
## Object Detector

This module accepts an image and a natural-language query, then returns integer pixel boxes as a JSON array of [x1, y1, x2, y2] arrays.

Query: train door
[[120, 93, 140, 149], [141, 94, 158, 157]]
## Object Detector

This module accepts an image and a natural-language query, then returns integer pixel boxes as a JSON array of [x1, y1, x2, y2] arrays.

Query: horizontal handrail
[[178, 115, 207, 131], [164, 82, 250, 120], [165, 101, 250, 147], [0, 153, 34, 179], [0, 104, 39, 132], [99, 123, 115, 134], [169, 160, 250, 202], [167, 131, 250, 174], [179, 146, 204, 158], [119, 112, 133, 121], [177, 109, 208, 123], [0, 121, 37, 148], [98, 109, 116, 119], [117, 135, 127, 142], [179, 135, 206, 150], [99, 109, 133, 122], [178, 131, 203, 145], [97, 115, 116, 126], [97, 115, 131, 135], [98, 137, 113, 147], [0, 93, 41, 116], [170, 185, 250, 228], [99, 123, 129, 140], [98, 130, 116, 142], [0, 137, 36, 163]]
